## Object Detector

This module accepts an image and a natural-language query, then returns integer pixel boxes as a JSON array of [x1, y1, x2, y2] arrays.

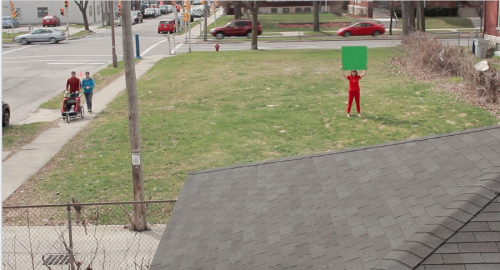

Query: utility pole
[[203, 0, 208, 41], [121, 1, 147, 232], [110, 1, 118, 68]]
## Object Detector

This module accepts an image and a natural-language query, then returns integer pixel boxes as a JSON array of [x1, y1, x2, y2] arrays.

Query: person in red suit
[[341, 65, 366, 117]]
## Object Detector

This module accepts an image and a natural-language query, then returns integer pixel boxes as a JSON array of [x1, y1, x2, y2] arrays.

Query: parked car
[[210, 20, 262, 39], [14, 28, 66, 45], [158, 19, 176, 34], [155, 8, 162, 17], [42, 15, 61, 27], [336, 21, 385, 37], [118, 11, 143, 25], [2, 16, 19, 28], [166, 5, 174, 13], [159, 5, 169, 14], [143, 8, 157, 18], [191, 8, 204, 18], [3, 101, 10, 127]]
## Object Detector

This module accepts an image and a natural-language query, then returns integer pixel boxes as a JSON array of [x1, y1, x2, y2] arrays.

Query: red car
[[336, 21, 385, 37], [210, 20, 262, 39], [158, 20, 176, 34], [42, 15, 61, 27]]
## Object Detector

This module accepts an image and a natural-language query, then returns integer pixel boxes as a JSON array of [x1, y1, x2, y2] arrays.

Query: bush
[[392, 32, 499, 104]]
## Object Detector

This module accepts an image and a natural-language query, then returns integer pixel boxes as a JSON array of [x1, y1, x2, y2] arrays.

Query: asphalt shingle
[[150, 125, 500, 270]]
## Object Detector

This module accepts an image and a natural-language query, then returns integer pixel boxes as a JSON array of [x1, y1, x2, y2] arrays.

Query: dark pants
[[84, 92, 93, 111]]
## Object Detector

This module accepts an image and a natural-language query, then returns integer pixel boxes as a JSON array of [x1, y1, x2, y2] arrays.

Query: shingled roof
[[150, 125, 500, 270]]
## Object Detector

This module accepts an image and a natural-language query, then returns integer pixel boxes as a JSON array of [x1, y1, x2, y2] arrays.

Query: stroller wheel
[[80, 106, 85, 118], [66, 113, 71, 123]]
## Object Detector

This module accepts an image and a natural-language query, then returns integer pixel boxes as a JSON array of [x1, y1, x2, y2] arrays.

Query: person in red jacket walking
[[66, 71, 81, 97], [341, 65, 366, 117]]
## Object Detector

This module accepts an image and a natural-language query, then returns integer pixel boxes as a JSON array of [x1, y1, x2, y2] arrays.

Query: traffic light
[[182, 12, 189, 22], [201, 0, 205, 4], [184, 0, 190, 10], [64, 1, 69, 7], [60, 8, 65, 16], [118, 1, 121, 14], [10, 2, 17, 19]]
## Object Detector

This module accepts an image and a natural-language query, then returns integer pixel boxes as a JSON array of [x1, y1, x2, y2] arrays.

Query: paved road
[[1, 14, 466, 125]]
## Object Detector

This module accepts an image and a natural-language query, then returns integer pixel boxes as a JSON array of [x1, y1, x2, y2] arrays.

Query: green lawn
[[209, 14, 377, 32], [8, 48, 497, 224], [2, 122, 55, 151], [424, 17, 474, 29], [70, 29, 92, 38]]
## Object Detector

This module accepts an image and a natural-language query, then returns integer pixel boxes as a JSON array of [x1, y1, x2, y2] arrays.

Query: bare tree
[[468, 1, 484, 32], [313, 1, 320, 32], [416, 1, 425, 32], [234, 2, 242, 19], [401, 1, 415, 35], [74, 0, 90, 30], [239, 1, 260, 50]]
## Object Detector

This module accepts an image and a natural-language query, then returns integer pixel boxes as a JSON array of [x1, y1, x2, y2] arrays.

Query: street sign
[[341, 46, 367, 70]]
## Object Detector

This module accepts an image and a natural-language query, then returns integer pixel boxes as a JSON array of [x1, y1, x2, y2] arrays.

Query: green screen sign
[[341, 46, 367, 70]]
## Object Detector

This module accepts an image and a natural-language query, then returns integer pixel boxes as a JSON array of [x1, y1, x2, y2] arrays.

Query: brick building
[[484, 1, 500, 46]]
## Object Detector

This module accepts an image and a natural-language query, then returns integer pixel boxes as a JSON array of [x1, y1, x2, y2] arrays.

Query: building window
[[37, 7, 48, 17], [283, 8, 289, 14], [15, 8, 21, 18], [89, 5, 93, 15], [295, 7, 302, 13], [97, 5, 101, 15], [271, 8, 277, 14], [304, 7, 312, 13]]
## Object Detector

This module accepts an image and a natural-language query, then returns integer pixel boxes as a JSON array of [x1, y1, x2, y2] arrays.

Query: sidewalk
[[1, 11, 221, 202]]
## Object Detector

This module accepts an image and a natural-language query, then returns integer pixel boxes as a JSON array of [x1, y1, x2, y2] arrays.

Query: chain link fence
[[2, 200, 175, 270]]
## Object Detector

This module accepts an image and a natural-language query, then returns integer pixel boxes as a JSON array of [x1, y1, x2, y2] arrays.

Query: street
[[1, 13, 464, 125]]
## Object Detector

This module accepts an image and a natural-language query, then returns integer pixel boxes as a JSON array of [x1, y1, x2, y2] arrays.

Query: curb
[[68, 30, 95, 40]]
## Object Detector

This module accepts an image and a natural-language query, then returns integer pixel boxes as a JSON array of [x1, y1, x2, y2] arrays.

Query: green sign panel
[[341, 46, 367, 70]]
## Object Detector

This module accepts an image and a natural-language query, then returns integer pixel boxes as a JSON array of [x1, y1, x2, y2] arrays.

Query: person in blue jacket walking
[[81, 71, 95, 113]]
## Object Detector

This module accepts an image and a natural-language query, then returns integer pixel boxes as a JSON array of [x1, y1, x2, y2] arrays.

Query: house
[[223, 1, 330, 15], [484, 1, 500, 47], [1, 0, 121, 25], [150, 125, 500, 269], [350, 1, 458, 18]]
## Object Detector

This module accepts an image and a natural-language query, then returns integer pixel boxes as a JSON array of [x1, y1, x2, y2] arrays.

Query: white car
[[15, 28, 66, 45], [155, 8, 161, 17]]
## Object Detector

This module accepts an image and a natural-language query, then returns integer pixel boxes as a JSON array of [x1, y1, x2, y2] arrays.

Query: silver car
[[15, 28, 66, 45], [2, 16, 19, 28]]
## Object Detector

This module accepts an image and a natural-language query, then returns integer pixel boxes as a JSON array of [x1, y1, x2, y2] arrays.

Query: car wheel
[[373, 30, 380, 36], [158, 31, 161, 34], [50, 38, 57, 44], [43, 25, 46, 27], [141, 19, 143, 23], [216, 32, 224, 40], [3, 110, 9, 127], [246, 31, 252, 39], [21, 38, 29, 45], [344, 31, 351, 37]]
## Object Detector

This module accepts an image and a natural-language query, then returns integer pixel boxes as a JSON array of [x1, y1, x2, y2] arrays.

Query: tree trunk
[[234, 2, 241, 19], [401, 1, 415, 35], [75, 0, 90, 30], [313, 1, 320, 32], [389, 6, 393, 35], [417, 1, 425, 32], [250, 1, 259, 50]]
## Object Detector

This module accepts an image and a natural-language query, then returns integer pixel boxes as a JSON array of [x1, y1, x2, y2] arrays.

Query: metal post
[[188, 14, 191, 52], [66, 205, 74, 250], [173, 34, 177, 54], [66, 7, 70, 37], [135, 33, 141, 58], [110, 1, 118, 68], [168, 32, 171, 55]]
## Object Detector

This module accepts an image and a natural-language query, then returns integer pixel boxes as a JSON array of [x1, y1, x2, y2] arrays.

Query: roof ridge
[[372, 173, 500, 270], [189, 125, 500, 176]]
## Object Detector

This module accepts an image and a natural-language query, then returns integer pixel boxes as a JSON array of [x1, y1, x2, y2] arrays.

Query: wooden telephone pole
[[121, 2, 147, 232]]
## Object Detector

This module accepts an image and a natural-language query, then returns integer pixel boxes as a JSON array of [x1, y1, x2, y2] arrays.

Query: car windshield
[[132, 11, 138, 15], [44, 16, 54, 19], [53, 29, 63, 33], [3, 17, 11, 21], [146, 8, 154, 12]]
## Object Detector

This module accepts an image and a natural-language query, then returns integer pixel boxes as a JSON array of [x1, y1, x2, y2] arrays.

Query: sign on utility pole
[[121, 1, 147, 232]]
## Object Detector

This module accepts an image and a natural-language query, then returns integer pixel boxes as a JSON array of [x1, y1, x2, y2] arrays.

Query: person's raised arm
[[340, 65, 348, 79], [360, 66, 367, 78]]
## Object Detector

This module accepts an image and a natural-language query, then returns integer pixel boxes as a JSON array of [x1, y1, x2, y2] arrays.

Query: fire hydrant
[[215, 43, 220, 52]]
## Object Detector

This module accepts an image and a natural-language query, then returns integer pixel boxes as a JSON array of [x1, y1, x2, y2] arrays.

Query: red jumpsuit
[[346, 75, 361, 114]]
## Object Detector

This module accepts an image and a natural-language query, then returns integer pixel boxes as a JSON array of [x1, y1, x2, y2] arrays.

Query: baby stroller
[[61, 91, 84, 123]]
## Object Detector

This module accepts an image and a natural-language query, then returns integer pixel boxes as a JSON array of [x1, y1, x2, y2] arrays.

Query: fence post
[[67, 205, 73, 250]]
